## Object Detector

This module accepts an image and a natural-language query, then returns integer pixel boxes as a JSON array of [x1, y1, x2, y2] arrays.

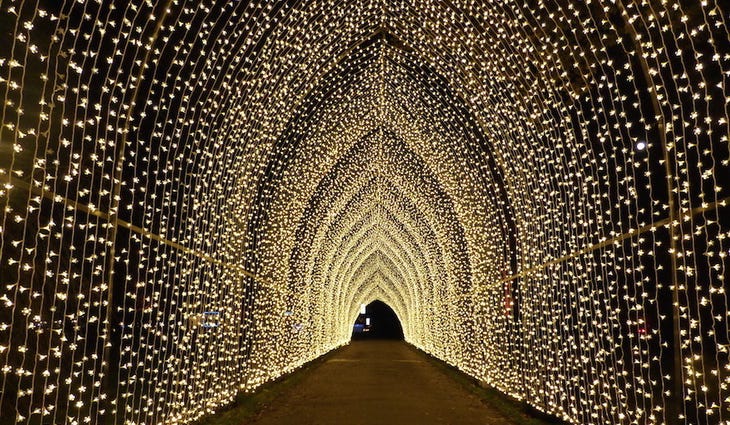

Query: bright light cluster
[[0, 1, 729, 424]]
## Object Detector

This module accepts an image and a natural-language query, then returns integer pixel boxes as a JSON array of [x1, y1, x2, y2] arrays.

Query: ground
[[245, 340, 512, 425]]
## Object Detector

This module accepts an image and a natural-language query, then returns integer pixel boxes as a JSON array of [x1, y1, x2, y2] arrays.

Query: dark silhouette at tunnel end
[[351, 300, 404, 340]]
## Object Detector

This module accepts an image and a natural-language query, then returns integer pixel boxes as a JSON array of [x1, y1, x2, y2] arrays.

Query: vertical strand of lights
[[1, 1, 729, 424]]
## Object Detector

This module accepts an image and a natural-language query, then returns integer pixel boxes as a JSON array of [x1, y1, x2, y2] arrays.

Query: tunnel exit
[[352, 300, 404, 340]]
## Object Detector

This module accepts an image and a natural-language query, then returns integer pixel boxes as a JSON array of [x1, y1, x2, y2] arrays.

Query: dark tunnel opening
[[351, 300, 404, 340]]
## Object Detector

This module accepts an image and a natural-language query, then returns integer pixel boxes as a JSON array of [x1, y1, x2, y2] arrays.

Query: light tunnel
[[0, 1, 729, 424]]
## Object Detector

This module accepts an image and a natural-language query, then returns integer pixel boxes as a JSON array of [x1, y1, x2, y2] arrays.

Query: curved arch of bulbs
[[1, 1, 729, 424]]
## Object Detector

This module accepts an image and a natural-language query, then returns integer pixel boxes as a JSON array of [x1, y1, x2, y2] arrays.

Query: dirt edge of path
[[192, 344, 348, 425], [405, 343, 566, 425]]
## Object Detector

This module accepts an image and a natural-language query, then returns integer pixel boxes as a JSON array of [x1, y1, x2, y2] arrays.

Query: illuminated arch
[[0, 2, 728, 425]]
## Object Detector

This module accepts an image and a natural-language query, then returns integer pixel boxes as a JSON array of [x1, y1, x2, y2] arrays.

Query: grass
[[406, 343, 566, 425]]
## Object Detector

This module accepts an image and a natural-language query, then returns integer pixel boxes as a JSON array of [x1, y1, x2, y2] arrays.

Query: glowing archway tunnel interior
[[1, 1, 729, 424]]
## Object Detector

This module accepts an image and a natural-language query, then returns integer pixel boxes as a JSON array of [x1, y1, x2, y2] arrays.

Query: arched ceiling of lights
[[0, 0, 729, 424]]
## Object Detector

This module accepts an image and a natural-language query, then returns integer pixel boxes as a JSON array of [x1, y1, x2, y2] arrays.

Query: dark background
[[352, 300, 404, 340]]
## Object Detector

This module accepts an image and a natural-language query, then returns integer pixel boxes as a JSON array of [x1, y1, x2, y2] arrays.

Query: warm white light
[[0, 1, 728, 425]]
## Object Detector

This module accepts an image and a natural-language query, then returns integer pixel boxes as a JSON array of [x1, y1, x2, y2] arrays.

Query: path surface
[[247, 340, 511, 425]]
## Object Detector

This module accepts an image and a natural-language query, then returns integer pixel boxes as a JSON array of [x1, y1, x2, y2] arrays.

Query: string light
[[0, 1, 728, 424]]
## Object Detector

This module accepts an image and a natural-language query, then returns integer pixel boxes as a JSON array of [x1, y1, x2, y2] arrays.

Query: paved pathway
[[247, 340, 511, 425]]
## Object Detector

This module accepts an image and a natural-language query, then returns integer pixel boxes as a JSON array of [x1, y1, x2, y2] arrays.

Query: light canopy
[[0, 1, 729, 424]]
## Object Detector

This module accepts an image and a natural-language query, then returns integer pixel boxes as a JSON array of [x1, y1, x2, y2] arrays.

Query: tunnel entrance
[[351, 300, 404, 340]]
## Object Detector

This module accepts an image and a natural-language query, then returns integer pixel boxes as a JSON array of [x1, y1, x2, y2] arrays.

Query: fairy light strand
[[0, 1, 728, 424]]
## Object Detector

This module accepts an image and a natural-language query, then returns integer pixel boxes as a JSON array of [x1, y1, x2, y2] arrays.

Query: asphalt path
[[247, 340, 511, 425]]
